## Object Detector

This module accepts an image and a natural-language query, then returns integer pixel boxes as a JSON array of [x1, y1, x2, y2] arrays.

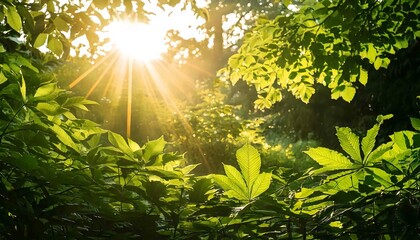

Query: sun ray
[[67, 16, 218, 171], [86, 53, 119, 98], [68, 51, 116, 89], [127, 57, 133, 138]]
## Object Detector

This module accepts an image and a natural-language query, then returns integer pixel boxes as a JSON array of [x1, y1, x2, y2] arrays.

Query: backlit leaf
[[359, 67, 368, 85], [361, 124, 379, 161], [34, 83, 57, 99], [236, 144, 261, 187], [250, 172, 272, 199], [336, 127, 362, 162], [213, 174, 248, 201], [36, 102, 67, 115], [374, 58, 382, 70], [367, 44, 377, 63], [223, 164, 247, 194], [143, 136, 166, 161], [34, 33, 48, 48], [341, 86, 356, 102], [108, 132, 133, 157], [410, 117, 420, 131], [51, 124, 79, 152], [6, 6, 22, 32], [365, 142, 392, 164], [0, 71, 7, 84], [305, 147, 353, 169], [47, 36, 63, 56], [20, 76, 26, 102]]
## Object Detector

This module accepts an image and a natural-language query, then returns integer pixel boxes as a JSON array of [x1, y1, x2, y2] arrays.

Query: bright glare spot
[[106, 21, 167, 61]]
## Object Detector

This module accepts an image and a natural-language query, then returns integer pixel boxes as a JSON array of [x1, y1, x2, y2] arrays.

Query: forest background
[[0, 0, 419, 239]]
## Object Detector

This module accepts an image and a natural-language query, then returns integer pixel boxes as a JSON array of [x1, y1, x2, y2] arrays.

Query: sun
[[106, 21, 167, 62]]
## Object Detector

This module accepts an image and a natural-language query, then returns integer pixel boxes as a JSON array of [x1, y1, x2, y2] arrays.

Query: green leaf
[[361, 124, 379, 161], [36, 102, 67, 115], [143, 136, 166, 161], [20, 76, 27, 102], [305, 147, 353, 169], [108, 132, 133, 157], [34, 83, 57, 100], [250, 172, 272, 199], [336, 127, 362, 162], [12, 154, 39, 172], [236, 144, 261, 187], [51, 124, 79, 152], [213, 174, 248, 201], [189, 179, 213, 203], [410, 117, 420, 131], [6, 6, 22, 32], [53, 16, 69, 32], [34, 33, 48, 48], [376, 114, 393, 124], [366, 142, 392, 164], [47, 36, 63, 56], [223, 164, 247, 194], [359, 67, 368, 85], [1, 177, 14, 191], [294, 187, 316, 198], [0, 71, 7, 84]]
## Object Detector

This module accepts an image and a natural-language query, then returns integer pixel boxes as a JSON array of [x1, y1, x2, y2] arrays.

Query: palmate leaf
[[236, 144, 260, 188], [213, 144, 271, 201], [336, 127, 362, 163], [305, 147, 353, 170]]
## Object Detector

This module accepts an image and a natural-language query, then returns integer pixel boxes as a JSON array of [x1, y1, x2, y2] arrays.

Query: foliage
[[1, 0, 419, 239], [213, 144, 272, 201], [220, 0, 420, 109]]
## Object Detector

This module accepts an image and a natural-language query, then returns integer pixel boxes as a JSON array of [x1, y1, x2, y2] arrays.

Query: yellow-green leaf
[[250, 172, 272, 199], [223, 164, 247, 194], [6, 6, 22, 32], [51, 124, 80, 152], [0, 71, 7, 84], [367, 44, 377, 63], [20, 76, 26, 102], [213, 174, 248, 201], [341, 86, 356, 103], [236, 144, 261, 188], [361, 124, 379, 161], [53, 16, 69, 32], [373, 58, 382, 70], [305, 147, 353, 169], [143, 136, 166, 161], [336, 127, 362, 163], [34, 83, 57, 99], [359, 67, 368, 85], [108, 132, 134, 158], [34, 33, 48, 48], [47, 36, 63, 56]]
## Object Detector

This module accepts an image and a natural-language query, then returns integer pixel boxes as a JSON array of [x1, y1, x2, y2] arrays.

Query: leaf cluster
[[220, 0, 420, 108]]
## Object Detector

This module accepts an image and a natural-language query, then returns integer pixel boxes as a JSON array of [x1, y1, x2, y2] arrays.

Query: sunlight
[[68, 3, 212, 168], [106, 21, 167, 61]]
